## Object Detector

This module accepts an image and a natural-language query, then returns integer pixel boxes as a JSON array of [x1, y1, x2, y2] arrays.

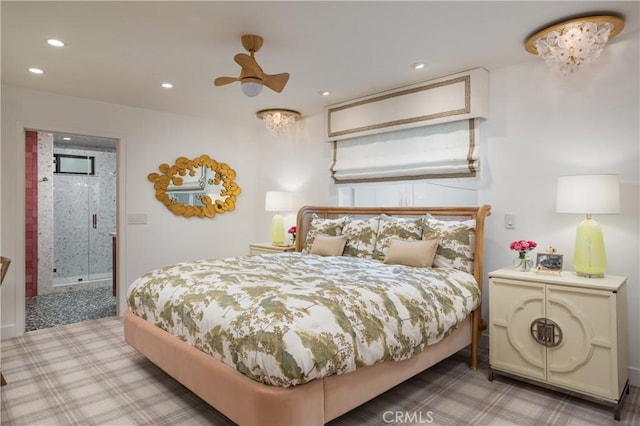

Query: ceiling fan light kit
[[257, 109, 301, 136], [241, 79, 263, 97], [214, 34, 290, 97], [525, 15, 624, 76]]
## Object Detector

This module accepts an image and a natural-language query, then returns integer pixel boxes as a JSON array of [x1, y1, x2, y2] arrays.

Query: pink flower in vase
[[288, 226, 297, 245]]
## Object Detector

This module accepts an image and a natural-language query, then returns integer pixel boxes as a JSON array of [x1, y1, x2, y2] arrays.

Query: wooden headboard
[[295, 205, 492, 293]]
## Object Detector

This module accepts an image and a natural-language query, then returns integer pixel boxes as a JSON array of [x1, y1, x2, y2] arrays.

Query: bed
[[124, 205, 491, 425]]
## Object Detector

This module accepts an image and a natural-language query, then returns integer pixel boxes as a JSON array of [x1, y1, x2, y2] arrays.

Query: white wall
[[0, 85, 334, 337], [479, 36, 640, 384]]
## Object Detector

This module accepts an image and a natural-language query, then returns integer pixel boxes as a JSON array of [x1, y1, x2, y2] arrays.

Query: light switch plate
[[505, 213, 516, 229], [128, 213, 147, 225]]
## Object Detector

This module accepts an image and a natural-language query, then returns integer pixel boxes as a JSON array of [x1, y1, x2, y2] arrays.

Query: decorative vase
[[513, 251, 533, 272]]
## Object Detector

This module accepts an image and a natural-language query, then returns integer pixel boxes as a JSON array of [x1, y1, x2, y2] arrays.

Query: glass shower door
[[53, 149, 115, 287], [53, 172, 90, 284], [87, 175, 115, 282]]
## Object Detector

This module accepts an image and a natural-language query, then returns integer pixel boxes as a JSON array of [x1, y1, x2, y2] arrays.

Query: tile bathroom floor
[[25, 287, 116, 332]]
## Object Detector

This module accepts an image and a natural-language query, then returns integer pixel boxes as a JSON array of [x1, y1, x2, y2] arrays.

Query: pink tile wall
[[25, 130, 38, 297]]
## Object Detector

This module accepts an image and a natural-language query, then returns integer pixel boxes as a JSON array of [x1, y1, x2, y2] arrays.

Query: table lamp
[[556, 174, 620, 278], [265, 191, 293, 245]]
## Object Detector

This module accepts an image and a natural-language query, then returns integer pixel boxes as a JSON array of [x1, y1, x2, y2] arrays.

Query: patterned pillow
[[342, 216, 381, 258], [422, 214, 476, 274], [302, 214, 349, 253], [372, 215, 424, 261], [383, 238, 439, 267]]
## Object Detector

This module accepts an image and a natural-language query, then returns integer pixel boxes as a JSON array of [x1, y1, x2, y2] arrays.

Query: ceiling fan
[[214, 34, 290, 97]]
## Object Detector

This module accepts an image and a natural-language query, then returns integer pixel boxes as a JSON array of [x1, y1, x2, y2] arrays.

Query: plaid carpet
[[1, 317, 638, 425]]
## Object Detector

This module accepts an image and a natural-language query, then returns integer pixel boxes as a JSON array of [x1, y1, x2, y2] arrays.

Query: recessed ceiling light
[[411, 62, 426, 70], [63, 137, 71, 141], [161, 82, 173, 89], [318, 90, 331, 96], [47, 39, 65, 47], [28, 68, 44, 74]]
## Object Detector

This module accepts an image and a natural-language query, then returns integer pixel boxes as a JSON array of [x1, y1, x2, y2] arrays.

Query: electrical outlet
[[505, 213, 516, 229]]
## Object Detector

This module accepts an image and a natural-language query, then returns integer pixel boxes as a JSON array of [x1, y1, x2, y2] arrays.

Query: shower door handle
[[92, 214, 97, 229]]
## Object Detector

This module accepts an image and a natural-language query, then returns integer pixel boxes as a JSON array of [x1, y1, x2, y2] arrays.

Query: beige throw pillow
[[383, 239, 439, 267], [310, 234, 348, 256]]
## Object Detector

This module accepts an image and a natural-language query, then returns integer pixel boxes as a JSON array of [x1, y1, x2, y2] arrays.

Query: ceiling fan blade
[[262, 72, 290, 93], [234, 53, 262, 76], [214, 76, 240, 86]]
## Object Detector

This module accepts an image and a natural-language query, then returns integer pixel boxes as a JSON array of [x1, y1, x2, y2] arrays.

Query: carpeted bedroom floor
[[0, 316, 638, 425]]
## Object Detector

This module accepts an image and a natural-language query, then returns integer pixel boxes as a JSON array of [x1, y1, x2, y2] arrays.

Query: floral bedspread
[[127, 253, 480, 387]]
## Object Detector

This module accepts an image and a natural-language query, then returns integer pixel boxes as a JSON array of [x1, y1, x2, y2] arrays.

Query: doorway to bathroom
[[25, 130, 118, 332]]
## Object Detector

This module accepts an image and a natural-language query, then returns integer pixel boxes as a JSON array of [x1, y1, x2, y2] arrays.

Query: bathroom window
[[54, 154, 95, 175]]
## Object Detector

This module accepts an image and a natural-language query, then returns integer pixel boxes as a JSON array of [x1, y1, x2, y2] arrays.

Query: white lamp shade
[[556, 174, 620, 214], [265, 191, 293, 212]]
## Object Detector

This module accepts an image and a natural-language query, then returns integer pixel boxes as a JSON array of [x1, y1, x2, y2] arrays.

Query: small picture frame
[[535, 253, 564, 275]]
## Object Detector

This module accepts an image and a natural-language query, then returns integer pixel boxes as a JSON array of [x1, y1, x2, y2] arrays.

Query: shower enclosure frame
[[49, 144, 116, 291]]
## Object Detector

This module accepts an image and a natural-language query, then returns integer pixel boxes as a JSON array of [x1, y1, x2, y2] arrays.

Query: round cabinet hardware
[[530, 318, 563, 347]]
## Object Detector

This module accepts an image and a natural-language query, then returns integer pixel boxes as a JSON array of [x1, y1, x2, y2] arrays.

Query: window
[[54, 154, 95, 175], [331, 119, 479, 183]]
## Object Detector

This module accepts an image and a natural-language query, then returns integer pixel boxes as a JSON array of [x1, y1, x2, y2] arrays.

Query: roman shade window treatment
[[331, 118, 479, 183], [326, 68, 488, 184]]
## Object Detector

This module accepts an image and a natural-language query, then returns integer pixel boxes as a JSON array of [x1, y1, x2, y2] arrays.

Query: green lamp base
[[271, 213, 285, 245], [573, 216, 607, 278]]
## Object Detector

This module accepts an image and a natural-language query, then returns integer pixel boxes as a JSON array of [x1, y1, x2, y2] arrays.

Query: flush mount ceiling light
[[256, 109, 300, 136], [525, 15, 624, 76]]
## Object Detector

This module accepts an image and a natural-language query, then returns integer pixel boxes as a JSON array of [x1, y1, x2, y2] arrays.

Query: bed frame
[[124, 205, 491, 425]]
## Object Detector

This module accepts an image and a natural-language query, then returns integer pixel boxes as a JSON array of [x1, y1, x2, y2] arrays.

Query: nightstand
[[488, 268, 629, 420], [249, 242, 295, 255]]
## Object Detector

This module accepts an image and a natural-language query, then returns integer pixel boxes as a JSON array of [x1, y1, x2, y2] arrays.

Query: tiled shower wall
[[25, 131, 41, 297], [36, 133, 54, 295], [37, 138, 116, 294]]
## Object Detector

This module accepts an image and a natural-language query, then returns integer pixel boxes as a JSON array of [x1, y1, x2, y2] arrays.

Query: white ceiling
[[2, 1, 638, 129]]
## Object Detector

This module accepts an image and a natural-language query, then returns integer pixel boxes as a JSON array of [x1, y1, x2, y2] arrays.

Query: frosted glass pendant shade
[[241, 81, 263, 97]]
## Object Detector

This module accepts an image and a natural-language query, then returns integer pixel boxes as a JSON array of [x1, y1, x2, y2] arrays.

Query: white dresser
[[488, 268, 629, 420]]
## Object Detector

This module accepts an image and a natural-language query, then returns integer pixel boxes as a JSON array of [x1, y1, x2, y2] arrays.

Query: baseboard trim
[[1, 324, 17, 340]]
